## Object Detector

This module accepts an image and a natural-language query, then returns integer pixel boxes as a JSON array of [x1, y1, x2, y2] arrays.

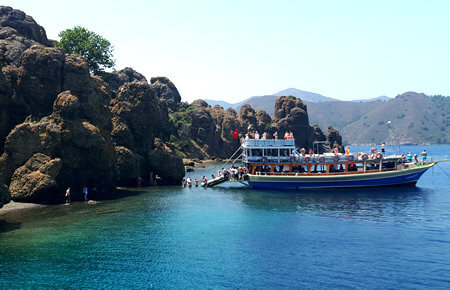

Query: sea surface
[[1, 145, 450, 288]]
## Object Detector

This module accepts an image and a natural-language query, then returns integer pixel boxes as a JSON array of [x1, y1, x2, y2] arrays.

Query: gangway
[[201, 176, 229, 187]]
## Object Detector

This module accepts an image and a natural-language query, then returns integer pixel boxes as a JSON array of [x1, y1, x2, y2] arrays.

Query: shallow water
[[1, 145, 450, 288]]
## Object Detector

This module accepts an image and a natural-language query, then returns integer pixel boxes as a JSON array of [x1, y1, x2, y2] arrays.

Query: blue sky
[[4, 0, 450, 102]]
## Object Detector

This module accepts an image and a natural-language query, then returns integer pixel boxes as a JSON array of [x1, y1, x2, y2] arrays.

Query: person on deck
[[255, 131, 260, 140], [334, 146, 339, 154], [284, 132, 288, 139], [345, 146, 350, 155], [309, 148, 314, 156], [413, 154, 418, 164], [421, 150, 427, 164], [288, 131, 294, 139], [245, 133, 249, 140], [406, 152, 412, 162], [262, 132, 267, 140], [300, 148, 306, 156], [273, 131, 278, 140], [381, 143, 385, 155]]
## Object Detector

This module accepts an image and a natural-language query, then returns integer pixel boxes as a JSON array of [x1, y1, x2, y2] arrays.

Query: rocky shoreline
[[0, 6, 343, 208]]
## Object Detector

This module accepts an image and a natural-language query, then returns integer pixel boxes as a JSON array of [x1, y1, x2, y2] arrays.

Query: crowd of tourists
[[245, 131, 295, 140]]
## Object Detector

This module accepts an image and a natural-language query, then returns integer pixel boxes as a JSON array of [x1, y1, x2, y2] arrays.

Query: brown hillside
[[341, 92, 449, 145]]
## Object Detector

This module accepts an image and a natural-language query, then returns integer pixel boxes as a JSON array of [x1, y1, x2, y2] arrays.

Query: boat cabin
[[242, 139, 405, 176]]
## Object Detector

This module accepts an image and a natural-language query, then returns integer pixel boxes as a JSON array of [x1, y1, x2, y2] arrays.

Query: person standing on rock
[[149, 171, 154, 186], [65, 187, 71, 204], [82, 186, 88, 201]]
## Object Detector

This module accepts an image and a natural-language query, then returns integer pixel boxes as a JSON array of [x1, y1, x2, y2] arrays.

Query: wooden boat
[[240, 139, 435, 189]]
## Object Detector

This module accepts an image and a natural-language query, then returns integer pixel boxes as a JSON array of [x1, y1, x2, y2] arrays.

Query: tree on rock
[[54, 26, 115, 74]]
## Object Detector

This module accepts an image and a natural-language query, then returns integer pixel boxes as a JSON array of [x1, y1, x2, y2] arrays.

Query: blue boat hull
[[249, 164, 434, 190]]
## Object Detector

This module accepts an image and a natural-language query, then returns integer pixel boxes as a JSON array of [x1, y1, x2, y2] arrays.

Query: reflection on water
[[206, 185, 432, 223]]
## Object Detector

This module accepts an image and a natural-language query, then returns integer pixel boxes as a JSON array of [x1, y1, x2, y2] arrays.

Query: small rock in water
[[87, 200, 98, 205]]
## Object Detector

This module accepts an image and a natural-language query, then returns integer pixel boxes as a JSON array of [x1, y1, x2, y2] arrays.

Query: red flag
[[232, 128, 239, 139]]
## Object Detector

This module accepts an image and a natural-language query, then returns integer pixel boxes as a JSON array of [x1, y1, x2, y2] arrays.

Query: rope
[[231, 153, 243, 164], [215, 146, 242, 171], [436, 163, 450, 179]]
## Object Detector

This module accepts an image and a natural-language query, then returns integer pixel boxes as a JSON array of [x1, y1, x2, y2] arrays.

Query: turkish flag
[[232, 128, 239, 139]]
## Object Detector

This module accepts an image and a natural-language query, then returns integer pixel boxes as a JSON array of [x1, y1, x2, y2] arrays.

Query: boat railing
[[243, 139, 295, 147]]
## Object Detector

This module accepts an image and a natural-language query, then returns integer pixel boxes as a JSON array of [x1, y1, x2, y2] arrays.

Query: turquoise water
[[1, 145, 450, 288]]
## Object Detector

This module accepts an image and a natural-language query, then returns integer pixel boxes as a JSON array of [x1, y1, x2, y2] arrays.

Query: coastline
[[0, 201, 46, 216]]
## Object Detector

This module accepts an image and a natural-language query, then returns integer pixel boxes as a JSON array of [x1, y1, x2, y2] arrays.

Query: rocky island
[[0, 6, 342, 208]]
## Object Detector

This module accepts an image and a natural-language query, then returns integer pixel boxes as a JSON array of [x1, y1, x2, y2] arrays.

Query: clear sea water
[[1, 145, 449, 288]]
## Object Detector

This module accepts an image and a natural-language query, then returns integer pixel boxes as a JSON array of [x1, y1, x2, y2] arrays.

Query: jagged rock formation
[[238, 104, 272, 134], [0, 6, 184, 204], [0, 6, 49, 45], [9, 153, 62, 202], [326, 125, 343, 151], [102, 67, 147, 92], [271, 96, 312, 148], [150, 77, 181, 112], [174, 95, 342, 159], [110, 81, 184, 185], [0, 181, 10, 209], [0, 91, 117, 202]]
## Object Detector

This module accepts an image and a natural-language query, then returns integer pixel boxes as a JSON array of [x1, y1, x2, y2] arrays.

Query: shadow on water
[[211, 185, 433, 221], [0, 219, 21, 233]]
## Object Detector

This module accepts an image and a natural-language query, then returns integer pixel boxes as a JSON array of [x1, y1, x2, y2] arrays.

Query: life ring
[[333, 154, 340, 162], [376, 153, 382, 160], [304, 156, 311, 163], [361, 153, 368, 160], [318, 156, 325, 163], [347, 155, 354, 161], [261, 157, 268, 163], [289, 155, 296, 163]]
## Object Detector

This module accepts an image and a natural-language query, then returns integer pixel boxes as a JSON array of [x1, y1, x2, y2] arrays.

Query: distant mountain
[[273, 88, 338, 102], [203, 99, 235, 109], [352, 96, 391, 102], [205, 88, 337, 115], [340, 92, 449, 145], [205, 89, 449, 145]]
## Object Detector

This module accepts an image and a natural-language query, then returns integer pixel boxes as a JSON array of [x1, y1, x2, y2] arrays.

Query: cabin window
[[348, 163, 357, 172], [251, 149, 262, 157], [328, 164, 344, 173], [311, 164, 326, 173]]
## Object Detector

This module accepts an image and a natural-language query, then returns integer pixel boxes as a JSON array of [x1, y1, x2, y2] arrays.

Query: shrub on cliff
[[54, 26, 115, 74]]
